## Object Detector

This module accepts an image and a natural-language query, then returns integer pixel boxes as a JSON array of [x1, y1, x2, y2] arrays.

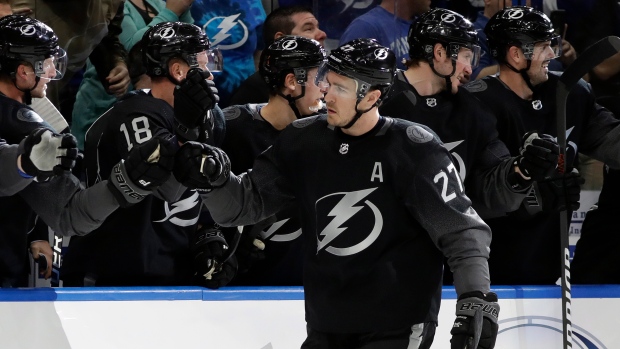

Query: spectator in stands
[[191, 0, 266, 108], [72, 0, 194, 150], [229, 5, 326, 106], [339, 0, 432, 69]]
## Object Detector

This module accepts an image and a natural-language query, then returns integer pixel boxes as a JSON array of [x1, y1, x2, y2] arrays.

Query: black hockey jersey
[[221, 103, 304, 286], [464, 73, 620, 284], [0, 93, 54, 286], [204, 115, 492, 333], [381, 71, 524, 218], [61, 90, 201, 286]]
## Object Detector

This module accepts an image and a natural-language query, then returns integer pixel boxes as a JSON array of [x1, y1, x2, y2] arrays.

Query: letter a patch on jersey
[[371, 162, 383, 182]]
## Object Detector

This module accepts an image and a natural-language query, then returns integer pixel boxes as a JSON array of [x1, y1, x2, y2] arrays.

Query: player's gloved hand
[[222, 226, 266, 274], [536, 169, 584, 212], [451, 291, 499, 349], [173, 141, 230, 191], [173, 68, 219, 142], [18, 127, 79, 181], [516, 132, 559, 182], [192, 226, 238, 289], [107, 137, 175, 207]]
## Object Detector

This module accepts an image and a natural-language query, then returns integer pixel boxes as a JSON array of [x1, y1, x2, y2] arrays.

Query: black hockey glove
[[192, 226, 238, 289], [173, 141, 230, 191], [222, 226, 266, 274], [173, 68, 219, 142], [107, 137, 175, 207], [18, 128, 79, 181], [537, 169, 584, 212], [515, 132, 559, 182], [451, 291, 499, 349]]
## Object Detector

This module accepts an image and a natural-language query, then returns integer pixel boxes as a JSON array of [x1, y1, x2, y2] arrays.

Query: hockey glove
[[173, 141, 230, 191], [107, 137, 175, 207], [173, 68, 219, 142], [192, 226, 238, 289], [18, 128, 79, 181], [516, 132, 559, 182], [451, 291, 499, 349], [222, 226, 266, 274], [537, 169, 584, 212]]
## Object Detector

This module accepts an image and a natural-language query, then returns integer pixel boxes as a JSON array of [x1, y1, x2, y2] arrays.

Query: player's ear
[[168, 59, 185, 82], [507, 46, 522, 66], [363, 89, 381, 107], [284, 72, 297, 91], [433, 43, 445, 62]]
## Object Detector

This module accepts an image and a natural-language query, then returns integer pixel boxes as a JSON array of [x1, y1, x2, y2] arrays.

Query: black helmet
[[143, 22, 222, 78], [318, 38, 396, 101], [485, 6, 561, 61], [259, 35, 327, 92], [0, 14, 66, 79], [408, 8, 481, 68]]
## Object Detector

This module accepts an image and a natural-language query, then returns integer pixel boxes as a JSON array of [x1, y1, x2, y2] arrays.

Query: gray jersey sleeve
[[19, 175, 120, 236], [0, 143, 33, 197], [580, 103, 620, 168], [202, 146, 296, 227], [403, 132, 491, 296]]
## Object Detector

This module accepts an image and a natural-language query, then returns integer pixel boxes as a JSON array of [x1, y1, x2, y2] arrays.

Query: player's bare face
[[296, 68, 325, 115], [528, 41, 557, 85], [323, 72, 358, 127], [290, 13, 327, 47], [23, 59, 55, 98], [450, 48, 475, 93]]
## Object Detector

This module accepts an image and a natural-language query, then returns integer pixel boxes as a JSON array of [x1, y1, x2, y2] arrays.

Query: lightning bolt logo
[[443, 140, 466, 180], [316, 188, 379, 253], [154, 191, 200, 227], [205, 14, 249, 49]]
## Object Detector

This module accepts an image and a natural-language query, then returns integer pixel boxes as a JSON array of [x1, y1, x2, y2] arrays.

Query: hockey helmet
[[316, 38, 396, 101], [0, 14, 66, 80], [259, 35, 327, 92], [408, 8, 481, 68], [485, 6, 561, 61], [142, 22, 223, 78]]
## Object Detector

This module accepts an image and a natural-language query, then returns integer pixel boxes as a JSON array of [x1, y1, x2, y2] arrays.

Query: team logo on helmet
[[441, 13, 457, 23], [374, 48, 389, 60], [158, 27, 176, 39], [282, 39, 298, 50], [504, 9, 525, 20], [20, 24, 36, 36], [340, 44, 355, 52]]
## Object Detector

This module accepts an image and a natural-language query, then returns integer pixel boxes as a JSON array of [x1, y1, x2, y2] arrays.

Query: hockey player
[[61, 22, 235, 288], [221, 35, 326, 285], [175, 39, 500, 349], [381, 8, 560, 219], [464, 6, 620, 285], [0, 15, 174, 286]]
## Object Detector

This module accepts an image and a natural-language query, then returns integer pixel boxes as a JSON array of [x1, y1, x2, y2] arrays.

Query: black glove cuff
[[456, 291, 500, 323], [107, 160, 151, 208], [507, 159, 532, 191]]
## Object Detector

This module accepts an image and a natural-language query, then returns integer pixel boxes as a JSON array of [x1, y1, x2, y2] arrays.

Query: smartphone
[[550, 10, 566, 38]]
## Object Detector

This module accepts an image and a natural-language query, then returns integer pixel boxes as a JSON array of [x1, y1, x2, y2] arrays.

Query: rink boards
[[0, 285, 617, 349]]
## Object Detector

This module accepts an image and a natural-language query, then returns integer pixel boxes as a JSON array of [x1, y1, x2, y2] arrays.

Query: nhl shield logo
[[339, 143, 349, 154], [532, 100, 543, 110], [426, 98, 437, 107]]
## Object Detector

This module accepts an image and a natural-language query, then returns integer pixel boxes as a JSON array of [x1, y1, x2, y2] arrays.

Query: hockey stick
[[555, 35, 620, 349], [464, 308, 483, 349]]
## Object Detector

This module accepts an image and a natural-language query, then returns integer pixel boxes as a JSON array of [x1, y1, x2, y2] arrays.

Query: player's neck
[[498, 67, 534, 100], [262, 96, 298, 131], [404, 64, 445, 96], [150, 79, 174, 106], [0, 80, 25, 104]]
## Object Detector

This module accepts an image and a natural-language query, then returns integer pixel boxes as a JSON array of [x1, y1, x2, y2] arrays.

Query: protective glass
[[315, 63, 359, 100], [532, 36, 562, 60], [449, 43, 482, 68], [188, 49, 224, 73], [35, 48, 67, 80]]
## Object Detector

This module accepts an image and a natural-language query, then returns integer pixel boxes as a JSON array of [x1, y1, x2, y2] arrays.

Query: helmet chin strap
[[505, 59, 535, 91], [341, 99, 377, 129], [13, 75, 40, 105], [277, 85, 306, 119], [429, 59, 457, 94]]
